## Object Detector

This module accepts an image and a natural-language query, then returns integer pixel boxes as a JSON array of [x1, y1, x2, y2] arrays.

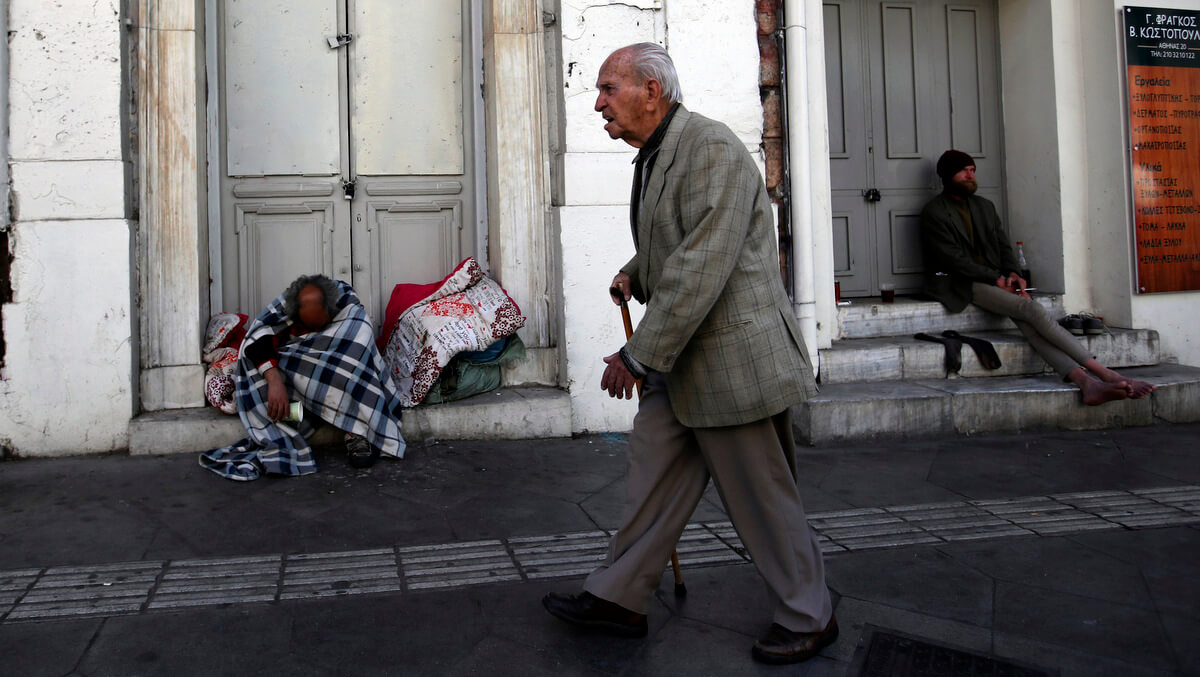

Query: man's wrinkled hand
[[600, 352, 637, 399], [610, 272, 632, 305]]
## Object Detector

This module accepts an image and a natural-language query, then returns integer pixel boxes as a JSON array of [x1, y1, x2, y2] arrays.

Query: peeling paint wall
[[0, 0, 133, 455], [556, 0, 764, 432]]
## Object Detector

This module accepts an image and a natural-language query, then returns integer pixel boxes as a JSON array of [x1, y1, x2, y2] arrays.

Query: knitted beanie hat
[[936, 149, 975, 181]]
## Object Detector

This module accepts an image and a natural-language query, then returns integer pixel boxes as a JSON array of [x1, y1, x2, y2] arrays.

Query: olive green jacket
[[620, 106, 817, 428], [919, 192, 1020, 313]]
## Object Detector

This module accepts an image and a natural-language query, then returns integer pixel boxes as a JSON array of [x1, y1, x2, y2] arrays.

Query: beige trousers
[[583, 373, 833, 632], [970, 283, 1093, 378]]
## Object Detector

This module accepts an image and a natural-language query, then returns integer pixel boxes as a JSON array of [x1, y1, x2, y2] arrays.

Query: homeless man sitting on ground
[[200, 274, 406, 481]]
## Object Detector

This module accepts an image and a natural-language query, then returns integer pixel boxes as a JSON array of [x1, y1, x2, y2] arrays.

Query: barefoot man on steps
[[920, 149, 1156, 406]]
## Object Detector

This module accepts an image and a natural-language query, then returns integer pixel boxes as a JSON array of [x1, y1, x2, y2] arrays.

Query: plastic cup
[[282, 401, 304, 422]]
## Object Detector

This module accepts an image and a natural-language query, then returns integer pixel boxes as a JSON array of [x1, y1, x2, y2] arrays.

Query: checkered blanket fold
[[199, 281, 406, 481]]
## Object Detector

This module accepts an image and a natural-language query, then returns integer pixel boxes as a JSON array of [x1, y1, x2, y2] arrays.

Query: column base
[[141, 365, 206, 411]]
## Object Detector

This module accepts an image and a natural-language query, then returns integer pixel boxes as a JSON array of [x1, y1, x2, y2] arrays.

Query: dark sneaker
[[542, 591, 648, 638], [1079, 313, 1106, 335], [752, 616, 839, 665], [344, 433, 379, 468], [1058, 314, 1085, 336]]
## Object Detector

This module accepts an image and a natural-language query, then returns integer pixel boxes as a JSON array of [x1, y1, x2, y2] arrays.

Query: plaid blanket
[[199, 281, 406, 481]]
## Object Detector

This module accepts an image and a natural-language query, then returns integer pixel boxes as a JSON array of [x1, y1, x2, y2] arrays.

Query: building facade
[[2, 0, 1197, 456]]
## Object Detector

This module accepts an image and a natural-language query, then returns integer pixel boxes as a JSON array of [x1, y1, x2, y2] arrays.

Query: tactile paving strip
[[1, 484, 1196, 624]]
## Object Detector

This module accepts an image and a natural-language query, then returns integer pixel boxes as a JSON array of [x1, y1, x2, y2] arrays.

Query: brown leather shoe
[[542, 591, 648, 638], [751, 615, 839, 664]]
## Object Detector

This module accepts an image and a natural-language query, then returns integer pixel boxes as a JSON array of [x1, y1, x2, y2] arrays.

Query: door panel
[[236, 201, 338, 313], [224, 0, 341, 176], [825, 2, 872, 296], [831, 195, 873, 296], [349, 1, 476, 321], [358, 197, 464, 302], [824, 0, 1004, 297], [351, 0, 464, 176], [883, 205, 924, 275], [879, 4, 921, 160], [947, 6, 984, 154]]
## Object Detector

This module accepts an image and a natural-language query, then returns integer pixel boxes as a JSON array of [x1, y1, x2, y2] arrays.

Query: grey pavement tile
[[625, 616, 843, 677], [826, 597, 993, 666], [655, 562, 776, 636], [994, 581, 1176, 671], [448, 634, 607, 676], [1159, 611, 1200, 677], [825, 546, 995, 627], [578, 476, 631, 531], [937, 537, 1158, 610], [489, 581, 670, 675], [813, 449, 966, 509], [0, 617, 104, 677], [287, 590, 494, 676], [444, 491, 601, 542], [992, 631, 1182, 677], [85, 604, 346, 676], [1066, 526, 1200, 620], [926, 435, 1178, 500]]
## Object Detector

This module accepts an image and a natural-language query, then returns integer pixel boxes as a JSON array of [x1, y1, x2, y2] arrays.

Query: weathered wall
[[556, 0, 764, 432], [0, 0, 133, 454], [1054, 0, 1199, 366]]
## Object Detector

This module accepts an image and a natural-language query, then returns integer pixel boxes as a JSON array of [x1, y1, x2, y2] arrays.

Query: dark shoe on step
[[542, 591, 648, 638], [1079, 313, 1106, 335], [1058, 314, 1085, 336], [752, 616, 839, 665]]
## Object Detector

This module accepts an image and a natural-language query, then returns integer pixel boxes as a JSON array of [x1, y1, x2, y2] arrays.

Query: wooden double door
[[823, 0, 1005, 297], [212, 0, 482, 321]]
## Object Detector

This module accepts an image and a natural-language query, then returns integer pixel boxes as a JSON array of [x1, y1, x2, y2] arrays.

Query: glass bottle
[[1016, 241, 1031, 286]]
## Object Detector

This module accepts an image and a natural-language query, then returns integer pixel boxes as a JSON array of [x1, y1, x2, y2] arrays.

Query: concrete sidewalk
[[1, 424, 1198, 675]]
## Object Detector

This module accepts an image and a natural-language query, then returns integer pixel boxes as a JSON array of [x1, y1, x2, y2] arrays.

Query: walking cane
[[611, 286, 687, 598]]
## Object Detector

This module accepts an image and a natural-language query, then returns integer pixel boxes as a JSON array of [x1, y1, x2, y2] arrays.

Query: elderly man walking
[[542, 43, 837, 665]]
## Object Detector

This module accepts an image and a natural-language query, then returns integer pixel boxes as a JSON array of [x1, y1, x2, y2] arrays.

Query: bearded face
[[947, 166, 978, 197]]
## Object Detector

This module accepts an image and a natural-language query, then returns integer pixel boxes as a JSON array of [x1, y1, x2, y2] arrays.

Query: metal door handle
[[863, 188, 881, 202]]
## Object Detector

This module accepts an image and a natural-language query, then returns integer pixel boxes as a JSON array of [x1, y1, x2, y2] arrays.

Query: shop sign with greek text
[[1125, 6, 1200, 293]]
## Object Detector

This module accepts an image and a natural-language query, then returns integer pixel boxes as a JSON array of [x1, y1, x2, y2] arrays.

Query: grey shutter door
[[825, 0, 1004, 297]]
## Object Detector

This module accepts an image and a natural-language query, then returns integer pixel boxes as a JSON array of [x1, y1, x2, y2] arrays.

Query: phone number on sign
[[1150, 50, 1196, 59]]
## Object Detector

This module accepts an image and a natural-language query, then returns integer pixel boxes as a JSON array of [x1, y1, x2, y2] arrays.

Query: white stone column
[[136, 1, 206, 409], [486, 0, 558, 385], [2, 0, 134, 454]]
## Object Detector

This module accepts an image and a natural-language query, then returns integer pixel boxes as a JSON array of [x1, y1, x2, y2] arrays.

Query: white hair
[[622, 42, 682, 104]]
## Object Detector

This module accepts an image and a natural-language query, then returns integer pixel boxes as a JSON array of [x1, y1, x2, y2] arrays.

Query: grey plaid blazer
[[621, 106, 817, 428]]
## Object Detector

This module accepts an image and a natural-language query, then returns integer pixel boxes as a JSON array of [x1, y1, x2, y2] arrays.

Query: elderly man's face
[[949, 165, 978, 196], [297, 284, 331, 330], [594, 53, 659, 148]]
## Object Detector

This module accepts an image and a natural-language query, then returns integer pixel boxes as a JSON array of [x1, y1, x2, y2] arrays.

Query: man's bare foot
[[1126, 379, 1157, 399], [1079, 378, 1130, 406]]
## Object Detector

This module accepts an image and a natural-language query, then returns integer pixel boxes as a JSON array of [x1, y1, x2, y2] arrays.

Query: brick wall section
[[757, 0, 789, 283], [757, 0, 784, 203]]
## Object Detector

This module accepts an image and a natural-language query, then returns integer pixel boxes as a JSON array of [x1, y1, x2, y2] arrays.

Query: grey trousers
[[971, 283, 1093, 378], [583, 373, 833, 632]]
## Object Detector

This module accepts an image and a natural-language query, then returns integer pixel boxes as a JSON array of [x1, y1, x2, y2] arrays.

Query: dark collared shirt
[[621, 102, 680, 380], [630, 102, 681, 245]]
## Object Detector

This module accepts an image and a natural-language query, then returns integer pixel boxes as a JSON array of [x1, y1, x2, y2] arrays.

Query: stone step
[[819, 328, 1160, 384], [793, 364, 1200, 445], [838, 294, 1065, 339], [128, 386, 573, 456]]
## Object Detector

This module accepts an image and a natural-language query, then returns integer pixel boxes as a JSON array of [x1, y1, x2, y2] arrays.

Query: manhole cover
[[856, 627, 1055, 677]]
